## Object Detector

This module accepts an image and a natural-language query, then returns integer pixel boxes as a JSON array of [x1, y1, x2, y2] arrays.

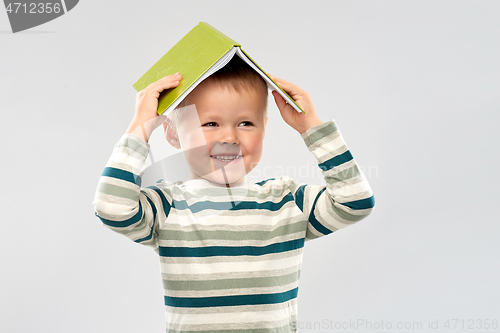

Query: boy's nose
[[219, 127, 238, 144]]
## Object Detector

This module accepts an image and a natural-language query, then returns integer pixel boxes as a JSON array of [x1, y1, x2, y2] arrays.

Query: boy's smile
[[166, 80, 267, 187]]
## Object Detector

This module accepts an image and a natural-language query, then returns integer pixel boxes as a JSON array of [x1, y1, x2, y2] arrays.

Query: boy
[[93, 56, 374, 332]]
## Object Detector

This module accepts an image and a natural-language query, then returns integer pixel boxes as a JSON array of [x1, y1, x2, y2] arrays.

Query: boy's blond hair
[[166, 56, 268, 131]]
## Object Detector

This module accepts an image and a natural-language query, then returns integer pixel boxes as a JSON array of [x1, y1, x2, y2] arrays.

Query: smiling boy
[[162, 64, 268, 186], [93, 56, 374, 332]]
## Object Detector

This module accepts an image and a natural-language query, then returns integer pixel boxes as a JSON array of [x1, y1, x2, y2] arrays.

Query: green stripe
[[305, 228, 321, 240], [325, 165, 361, 183], [163, 271, 299, 291], [328, 203, 369, 222], [116, 136, 149, 157], [159, 221, 306, 241], [303, 121, 337, 147], [97, 183, 138, 200]]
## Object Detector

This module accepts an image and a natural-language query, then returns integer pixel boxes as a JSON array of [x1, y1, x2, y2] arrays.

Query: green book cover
[[133, 22, 303, 115]]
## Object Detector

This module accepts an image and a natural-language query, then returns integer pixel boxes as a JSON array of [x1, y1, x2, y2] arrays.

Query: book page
[[235, 47, 303, 113], [165, 47, 238, 115]]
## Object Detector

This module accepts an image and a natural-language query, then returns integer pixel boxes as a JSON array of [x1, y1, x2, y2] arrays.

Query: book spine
[[198, 22, 241, 48]]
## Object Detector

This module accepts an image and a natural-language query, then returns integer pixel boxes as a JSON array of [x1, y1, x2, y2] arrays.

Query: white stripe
[[99, 175, 139, 190], [108, 152, 147, 174], [161, 254, 302, 276], [309, 135, 347, 161], [159, 232, 304, 248], [326, 177, 371, 199], [93, 196, 139, 220], [166, 303, 297, 326], [171, 204, 302, 227], [161, 215, 303, 232], [327, 174, 367, 192]]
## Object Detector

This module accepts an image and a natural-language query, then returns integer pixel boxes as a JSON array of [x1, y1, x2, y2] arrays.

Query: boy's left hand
[[270, 75, 323, 134]]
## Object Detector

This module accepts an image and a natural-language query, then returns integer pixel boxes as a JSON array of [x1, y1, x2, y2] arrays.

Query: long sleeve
[[292, 120, 375, 240], [92, 134, 168, 250]]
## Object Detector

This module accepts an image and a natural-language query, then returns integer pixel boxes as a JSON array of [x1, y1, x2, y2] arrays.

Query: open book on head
[[133, 22, 304, 115]]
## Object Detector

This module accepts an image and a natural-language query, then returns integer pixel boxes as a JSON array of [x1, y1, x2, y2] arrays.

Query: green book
[[133, 22, 304, 115]]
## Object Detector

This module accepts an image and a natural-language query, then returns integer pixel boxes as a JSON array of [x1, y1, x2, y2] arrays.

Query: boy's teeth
[[213, 155, 240, 161]]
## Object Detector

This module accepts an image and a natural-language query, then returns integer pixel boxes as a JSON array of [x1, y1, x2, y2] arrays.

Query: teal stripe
[[96, 205, 143, 228], [164, 287, 298, 308], [343, 195, 375, 210], [159, 238, 304, 257], [256, 178, 275, 186], [294, 185, 306, 212], [171, 193, 294, 213], [102, 167, 141, 186], [308, 188, 333, 235], [318, 150, 353, 171], [147, 186, 172, 218]]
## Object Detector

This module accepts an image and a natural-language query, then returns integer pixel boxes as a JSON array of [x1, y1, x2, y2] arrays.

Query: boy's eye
[[238, 121, 253, 127], [202, 122, 218, 127]]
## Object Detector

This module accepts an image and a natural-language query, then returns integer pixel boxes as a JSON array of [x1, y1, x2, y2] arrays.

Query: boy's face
[[165, 81, 267, 186]]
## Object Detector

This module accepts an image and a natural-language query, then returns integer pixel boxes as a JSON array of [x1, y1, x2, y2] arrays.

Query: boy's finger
[[271, 91, 287, 111], [146, 73, 182, 92], [274, 78, 303, 99]]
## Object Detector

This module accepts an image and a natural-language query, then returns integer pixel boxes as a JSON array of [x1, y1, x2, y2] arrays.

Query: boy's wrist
[[299, 117, 323, 134], [126, 120, 150, 142], [125, 115, 165, 143]]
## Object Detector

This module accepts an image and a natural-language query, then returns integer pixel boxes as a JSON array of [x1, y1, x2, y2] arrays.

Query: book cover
[[133, 22, 303, 115]]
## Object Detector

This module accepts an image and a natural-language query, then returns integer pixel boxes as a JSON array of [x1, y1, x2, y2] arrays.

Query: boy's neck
[[187, 177, 248, 188]]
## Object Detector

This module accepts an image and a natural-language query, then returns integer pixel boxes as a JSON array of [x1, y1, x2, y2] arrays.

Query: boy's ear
[[163, 119, 181, 149], [263, 116, 268, 139]]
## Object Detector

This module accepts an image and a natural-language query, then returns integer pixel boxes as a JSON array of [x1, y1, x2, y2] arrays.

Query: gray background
[[1, 1, 499, 332]]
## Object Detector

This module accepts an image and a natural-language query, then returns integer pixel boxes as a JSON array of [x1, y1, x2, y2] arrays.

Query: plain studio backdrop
[[1, 1, 498, 332]]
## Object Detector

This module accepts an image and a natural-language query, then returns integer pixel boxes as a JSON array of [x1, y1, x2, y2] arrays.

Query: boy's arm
[[93, 134, 163, 249], [299, 120, 375, 239], [92, 74, 182, 249], [271, 76, 374, 239]]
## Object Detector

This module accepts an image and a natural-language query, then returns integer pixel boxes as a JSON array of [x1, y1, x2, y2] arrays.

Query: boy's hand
[[269, 75, 323, 134], [126, 73, 182, 142]]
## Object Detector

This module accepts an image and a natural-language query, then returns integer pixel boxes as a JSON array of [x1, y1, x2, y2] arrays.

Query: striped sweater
[[93, 120, 374, 332]]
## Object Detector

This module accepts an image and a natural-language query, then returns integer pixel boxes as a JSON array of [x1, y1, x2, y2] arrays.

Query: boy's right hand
[[125, 73, 182, 142]]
